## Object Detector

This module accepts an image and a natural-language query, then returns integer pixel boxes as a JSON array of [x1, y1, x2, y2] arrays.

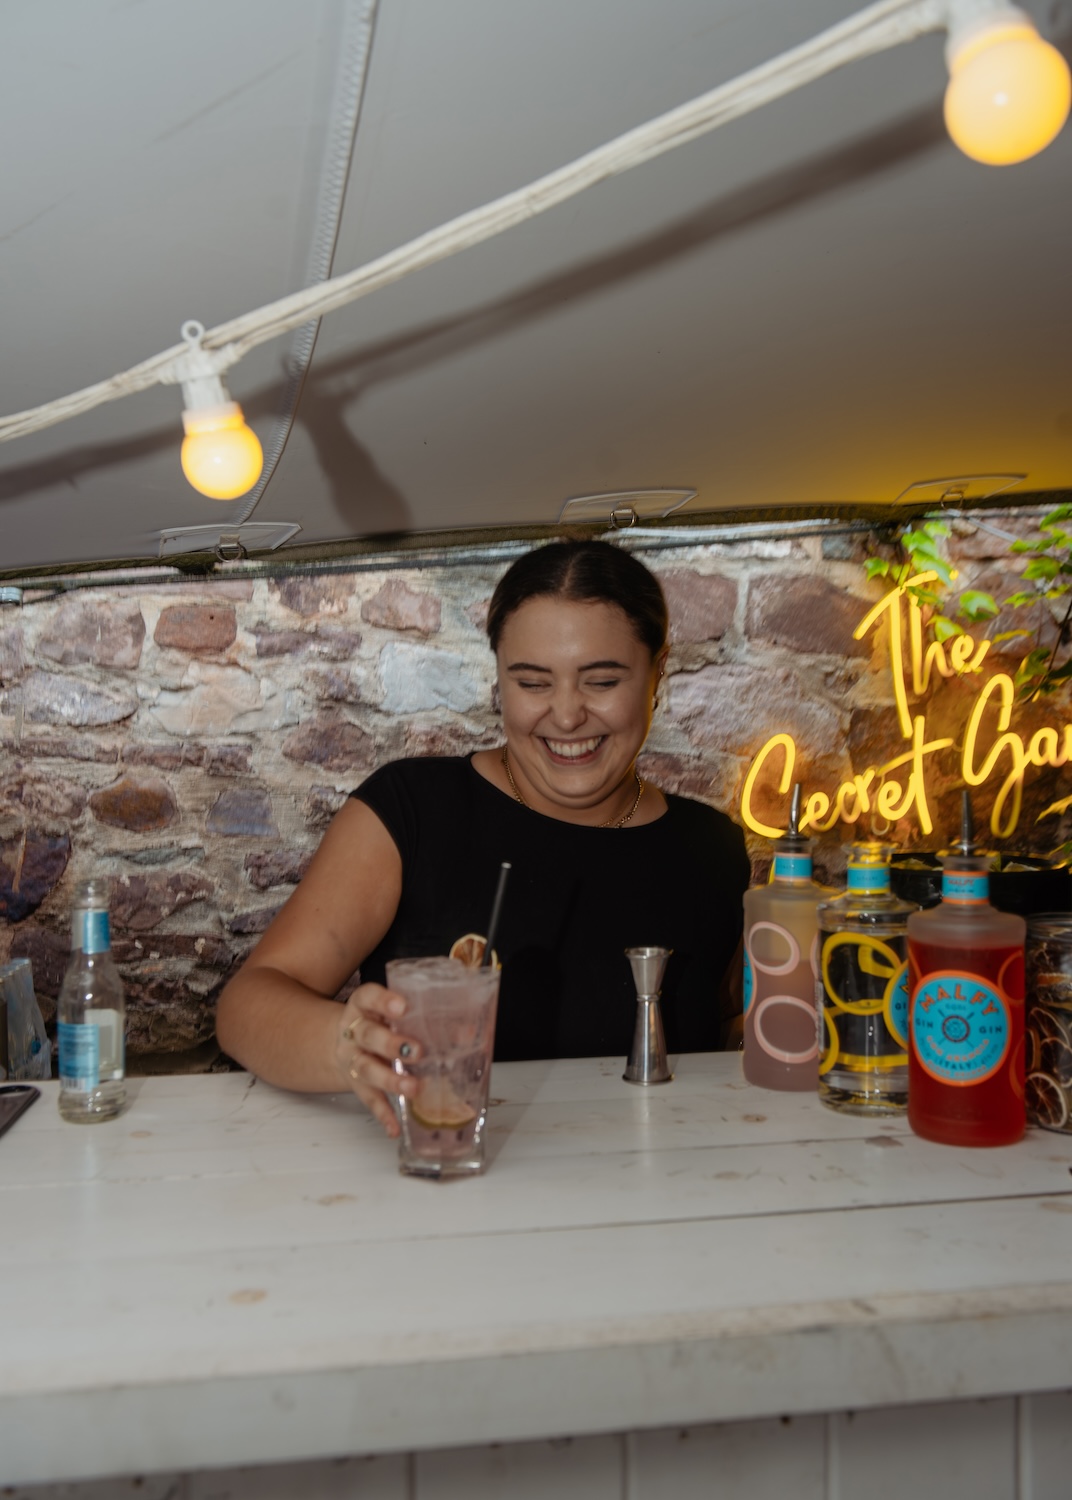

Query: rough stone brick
[[112, 932, 232, 966], [0, 831, 72, 922], [361, 578, 441, 634], [89, 774, 178, 832], [379, 642, 482, 713], [657, 569, 737, 644], [465, 599, 490, 633], [636, 751, 716, 799], [283, 716, 375, 773], [746, 576, 870, 657], [0, 625, 26, 682], [230, 905, 282, 935], [0, 772, 86, 825], [110, 870, 215, 932], [668, 663, 843, 755], [203, 743, 254, 776], [2, 732, 120, 763], [122, 742, 204, 771], [206, 788, 278, 837], [270, 575, 354, 617], [20, 670, 139, 727], [37, 599, 145, 669], [151, 662, 298, 735], [245, 849, 313, 889], [304, 784, 348, 830], [155, 604, 237, 654], [253, 624, 362, 661], [402, 722, 494, 758]]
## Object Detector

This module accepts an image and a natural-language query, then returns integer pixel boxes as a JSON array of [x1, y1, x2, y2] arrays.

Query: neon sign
[[741, 571, 1072, 840]]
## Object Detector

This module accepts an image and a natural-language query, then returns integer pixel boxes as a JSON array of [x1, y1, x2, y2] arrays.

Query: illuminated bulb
[[180, 402, 263, 501], [944, 5, 1071, 165]]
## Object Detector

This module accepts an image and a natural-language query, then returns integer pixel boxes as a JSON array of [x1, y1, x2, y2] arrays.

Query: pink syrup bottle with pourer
[[907, 792, 1025, 1147], [743, 784, 832, 1091]]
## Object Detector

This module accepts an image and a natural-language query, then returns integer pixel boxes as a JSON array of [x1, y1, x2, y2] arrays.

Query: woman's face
[[496, 595, 663, 819]]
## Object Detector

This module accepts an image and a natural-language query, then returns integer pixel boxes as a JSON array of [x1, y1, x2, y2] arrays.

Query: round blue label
[[884, 963, 909, 1048], [911, 970, 1010, 1085], [847, 865, 889, 893], [743, 948, 755, 1014], [942, 871, 989, 904], [774, 852, 812, 880]]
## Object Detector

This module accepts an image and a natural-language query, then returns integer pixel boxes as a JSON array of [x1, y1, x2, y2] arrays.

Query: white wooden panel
[[185, 1454, 409, 1499], [414, 1435, 622, 1500], [834, 1399, 1016, 1500], [1026, 1390, 1072, 1500], [629, 1415, 825, 1500]]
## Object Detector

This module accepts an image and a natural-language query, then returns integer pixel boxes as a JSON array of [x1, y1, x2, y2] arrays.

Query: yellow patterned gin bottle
[[743, 786, 831, 1091], [817, 843, 916, 1115]]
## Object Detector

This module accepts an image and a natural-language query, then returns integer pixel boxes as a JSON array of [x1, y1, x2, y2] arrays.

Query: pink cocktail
[[386, 956, 501, 1179]]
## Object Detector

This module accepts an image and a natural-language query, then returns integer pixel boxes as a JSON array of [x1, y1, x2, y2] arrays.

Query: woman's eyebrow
[[505, 661, 551, 673], [506, 659, 632, 672]]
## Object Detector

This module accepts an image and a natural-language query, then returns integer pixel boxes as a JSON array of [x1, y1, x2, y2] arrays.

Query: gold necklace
[[501, 747, 645, 828]]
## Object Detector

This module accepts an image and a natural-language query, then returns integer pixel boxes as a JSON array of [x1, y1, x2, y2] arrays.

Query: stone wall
[[1, 514, 1069, 1073]]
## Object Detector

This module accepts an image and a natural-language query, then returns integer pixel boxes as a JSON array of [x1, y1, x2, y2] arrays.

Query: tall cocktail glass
[[385, 956, 501, 1179]]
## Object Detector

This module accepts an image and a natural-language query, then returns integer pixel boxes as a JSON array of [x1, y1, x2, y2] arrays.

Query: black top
[[351, 757, 749, 1062]]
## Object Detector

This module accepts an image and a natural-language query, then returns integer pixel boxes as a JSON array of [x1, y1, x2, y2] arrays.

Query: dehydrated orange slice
[[1026, 1071, 1069, 1131], [410, 1078, 479, 1131], [449, 932, 499, 969]]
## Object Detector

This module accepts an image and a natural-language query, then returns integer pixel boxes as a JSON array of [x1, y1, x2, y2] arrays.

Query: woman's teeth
[[545, 736, 603, 759]]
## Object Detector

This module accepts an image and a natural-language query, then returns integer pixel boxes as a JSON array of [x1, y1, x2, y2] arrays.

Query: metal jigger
[[623, 946, 673, 1085]]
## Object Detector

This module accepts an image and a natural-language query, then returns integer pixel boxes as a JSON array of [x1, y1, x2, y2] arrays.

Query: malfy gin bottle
[[743, 785, 831, 1091], [57, 879, 127, 1123], [907, 795, 1025, 1146], [817, 842, 916, 1115]]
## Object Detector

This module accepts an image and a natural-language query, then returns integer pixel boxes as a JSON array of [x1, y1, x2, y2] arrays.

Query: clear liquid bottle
[[817, 842, 916, 1115], [743, 785, 832, 1091], [907, 794, 1025, 1146], [57, 879, 126, 1123]]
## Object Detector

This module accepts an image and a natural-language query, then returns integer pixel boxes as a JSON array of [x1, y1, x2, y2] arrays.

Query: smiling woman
[[215, 541, 750, 1137]]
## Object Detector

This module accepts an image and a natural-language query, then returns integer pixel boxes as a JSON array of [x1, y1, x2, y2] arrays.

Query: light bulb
[[180, 403, 263, 501], [944, 10, 1071, 165]]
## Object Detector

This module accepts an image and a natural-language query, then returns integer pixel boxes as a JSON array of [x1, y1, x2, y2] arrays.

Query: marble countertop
[[3, 1055, 1072, 1485]]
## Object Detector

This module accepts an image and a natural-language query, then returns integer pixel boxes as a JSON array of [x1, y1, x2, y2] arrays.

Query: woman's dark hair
[[487, 540, 668, 657]]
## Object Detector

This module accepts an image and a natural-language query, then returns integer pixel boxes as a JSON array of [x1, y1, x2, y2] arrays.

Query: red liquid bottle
[[907, 797, 1025, 1147]]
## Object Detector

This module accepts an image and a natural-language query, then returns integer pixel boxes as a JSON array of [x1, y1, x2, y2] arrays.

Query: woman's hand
[[336, 982, 420, 1138]]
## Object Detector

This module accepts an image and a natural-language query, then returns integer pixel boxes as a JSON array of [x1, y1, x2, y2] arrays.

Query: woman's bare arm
[[215, 799, 414, 1129]]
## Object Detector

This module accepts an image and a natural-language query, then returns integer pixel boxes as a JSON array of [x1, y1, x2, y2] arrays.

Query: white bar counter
[[3, 1055, 1072, 1497]]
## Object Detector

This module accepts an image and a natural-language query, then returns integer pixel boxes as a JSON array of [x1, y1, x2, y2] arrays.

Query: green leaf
[[864, 558, 890, 579], [991, 630, 1031, 644], [1042, 504, 1072, 527], [1045, 659, 1072, 682], [1023, 556, 1060, 580], [958, 590, 999, 620], [932, 615, 963, 641], [1004, 591, 1039, 607], [1037, 795, 1072, 822]]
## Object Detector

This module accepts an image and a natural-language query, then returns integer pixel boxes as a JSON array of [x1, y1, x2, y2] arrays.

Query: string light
[[174, 321, 263, 501], [944, 3, 1071, 164]]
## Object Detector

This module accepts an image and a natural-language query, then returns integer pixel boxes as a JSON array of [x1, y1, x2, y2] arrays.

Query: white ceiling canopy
[[1, 0, 1070, 571]]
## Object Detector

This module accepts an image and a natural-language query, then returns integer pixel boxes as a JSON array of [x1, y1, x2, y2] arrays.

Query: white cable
[[0, 0, 946, 449]]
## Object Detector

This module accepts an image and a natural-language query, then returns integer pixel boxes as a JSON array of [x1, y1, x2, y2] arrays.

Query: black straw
[[482, 862, 511, 968]]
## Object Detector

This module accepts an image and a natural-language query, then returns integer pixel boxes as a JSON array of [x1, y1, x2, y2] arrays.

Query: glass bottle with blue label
[[743, 784, 832, 1091], [907, 794, 1025, 1146], [57, 879, 126, 1123], [817, 842, 916, 1115]]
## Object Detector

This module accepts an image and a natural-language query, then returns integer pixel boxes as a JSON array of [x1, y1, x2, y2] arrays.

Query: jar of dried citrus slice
[[1025, 915, 1072, 1134]]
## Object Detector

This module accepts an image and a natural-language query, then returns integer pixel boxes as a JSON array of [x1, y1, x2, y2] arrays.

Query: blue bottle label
[[743, 948, 755, 1014], [884, 963, 909, 1049], [773, 852, 812, 880], [942, 871, 989, 904], [76, 910, 111, 955], [847, 865, 889, 893], [910, 970, 1010, 1085], [58, 1022, 100, 1091]]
